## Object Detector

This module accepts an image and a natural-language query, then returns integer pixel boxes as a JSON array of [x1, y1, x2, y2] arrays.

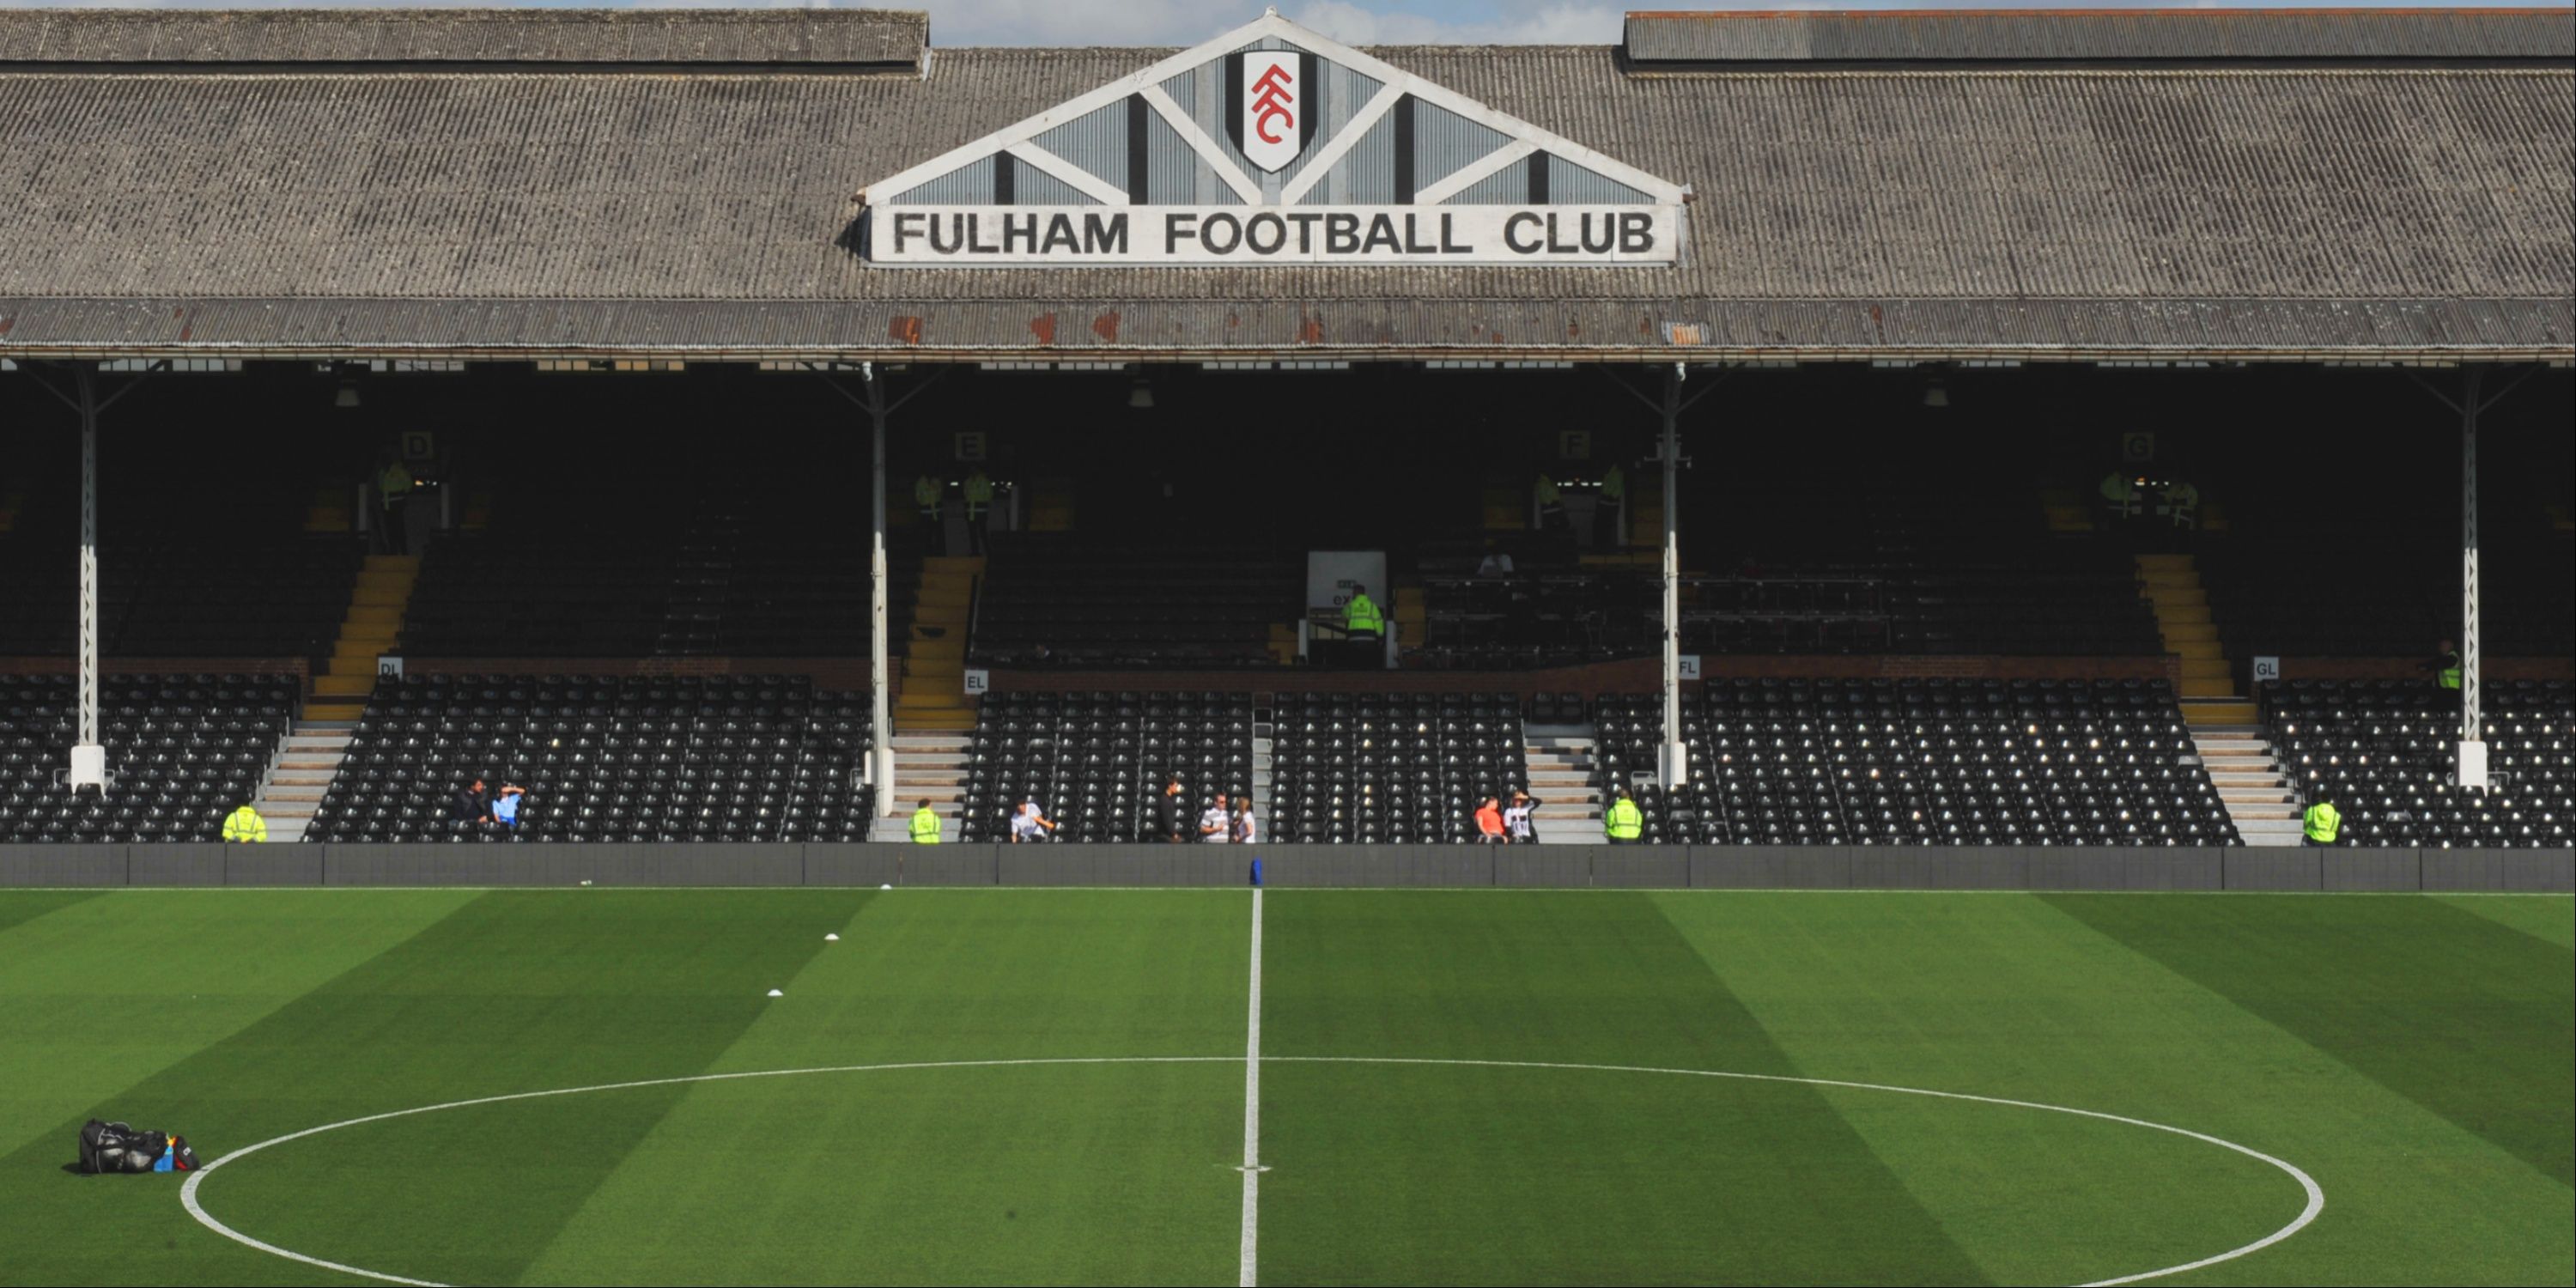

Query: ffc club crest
[[1230, 50, 1310, 173]]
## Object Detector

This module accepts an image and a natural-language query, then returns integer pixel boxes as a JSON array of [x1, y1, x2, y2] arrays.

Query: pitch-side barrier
[[0, 843, 2567, 892]]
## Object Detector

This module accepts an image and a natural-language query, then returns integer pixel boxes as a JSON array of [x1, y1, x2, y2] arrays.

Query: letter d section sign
[[873, 204, 1680, 267]]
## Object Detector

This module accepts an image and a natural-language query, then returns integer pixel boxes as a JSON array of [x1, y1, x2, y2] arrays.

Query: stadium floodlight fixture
[[1128, 378, 1155, 409], [334, 381, 360, 409], [1923, 379, 1949, 409]]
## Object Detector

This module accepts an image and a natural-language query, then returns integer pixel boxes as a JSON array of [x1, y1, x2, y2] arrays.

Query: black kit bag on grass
[[78, 1120, 197, 1175]]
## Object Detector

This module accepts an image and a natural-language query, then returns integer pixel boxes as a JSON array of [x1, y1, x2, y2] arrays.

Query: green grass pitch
[[0, 887, 2567, 1286]]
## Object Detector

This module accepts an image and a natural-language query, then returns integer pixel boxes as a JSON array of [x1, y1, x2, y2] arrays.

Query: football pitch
[[0, 888, 2567, 1286]]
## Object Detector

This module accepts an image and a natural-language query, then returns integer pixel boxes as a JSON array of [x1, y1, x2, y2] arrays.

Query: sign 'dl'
[[1233, 51, 1306, 173]]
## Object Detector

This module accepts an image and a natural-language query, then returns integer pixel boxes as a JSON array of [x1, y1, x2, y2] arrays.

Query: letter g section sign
[[1235, 51, 1305, 173]]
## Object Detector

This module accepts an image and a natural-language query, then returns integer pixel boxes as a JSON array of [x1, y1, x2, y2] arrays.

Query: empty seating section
[[2202, 529, 2573, 659], [1592, 678, 2233, 845], [972, 541, 1297, 668], [962, 691, 1252, 841], [400, 485, 895, 657], [1691, 477, 2161, 657], [307, 675, 874, 841], [1, 674, 294, 841], [1269, 693, 1528, 843], [2266, 679, 2572, 848], [1412, 538, 1660, 669], [0, 505, 360, 664]]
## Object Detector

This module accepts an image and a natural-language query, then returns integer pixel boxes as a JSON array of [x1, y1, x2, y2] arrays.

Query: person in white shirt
[[1504, 788, 1540, 843], [1230, 795, 1256, 845], [1200, 794, 1233, 842], [1010, 799, 1057, 843]]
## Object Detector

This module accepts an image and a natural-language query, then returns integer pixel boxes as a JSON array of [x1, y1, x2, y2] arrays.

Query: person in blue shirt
[[490, 781, 528, 830]]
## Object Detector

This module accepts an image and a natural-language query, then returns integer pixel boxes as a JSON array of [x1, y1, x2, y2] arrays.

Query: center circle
[[182, 1056, 2320, 1287]]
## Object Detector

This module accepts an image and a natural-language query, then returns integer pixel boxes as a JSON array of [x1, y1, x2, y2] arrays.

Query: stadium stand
[[0, 674, 295, 841], [303, 674, 874, 841], [1589, 678, 2237, 845], [969, 539, 1300, 669], [1267, 692, 1531, 843], [0, 492, 361, 666], [960, 690, 1255, 841], [2267, 678, 2573, 848], [399, 480, 903, 658], [2201, 526, 2575, 660]]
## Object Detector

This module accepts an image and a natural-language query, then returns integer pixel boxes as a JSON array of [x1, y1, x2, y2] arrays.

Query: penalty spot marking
[[180, 1054, 2321, 1288]]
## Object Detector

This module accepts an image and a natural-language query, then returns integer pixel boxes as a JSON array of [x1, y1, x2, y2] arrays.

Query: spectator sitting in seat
[[490, 782, 527, 830], [1474, 795, 1506, 844], [450, 775, 492, 826], [1010, 798, 1057, 844]]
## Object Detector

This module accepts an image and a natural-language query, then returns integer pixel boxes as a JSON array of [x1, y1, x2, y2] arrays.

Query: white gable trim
[[860, 12, 1686, 207], [1416, 139, 1540, 207], [1014, 143, 1129, 207], [1139, 83, 1267, 206], [1277, 78, 1406, 205]]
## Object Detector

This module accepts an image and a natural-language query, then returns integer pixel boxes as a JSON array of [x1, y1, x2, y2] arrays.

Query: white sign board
[[1678, 654, 1702, 681], [2251, 656, 2280, 684], [376, 655, 404, 678], [963, 668, 990, 696], [1306, 550, 1388, 614], [869, 205, 1681, 268]]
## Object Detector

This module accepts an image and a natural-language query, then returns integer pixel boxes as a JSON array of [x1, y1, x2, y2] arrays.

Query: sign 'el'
[[858, 12, 1687, 269]]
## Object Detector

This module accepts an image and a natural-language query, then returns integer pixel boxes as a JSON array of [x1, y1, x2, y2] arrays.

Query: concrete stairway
[[896, 556, 981, 735], [308, 554, 417, 722], [2194, 727, 2305, 846], [251, 720, 356, 843], [2138, 552, 2263, 731], [1524, 723, 1602, 843], [866, 732, 970, 842]]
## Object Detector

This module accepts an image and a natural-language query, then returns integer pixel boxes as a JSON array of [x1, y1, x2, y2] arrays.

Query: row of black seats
[[962, 691, 1253, 842], [1269, 692, 1528, 844], [0, 674, 296, 841], [1594, 677, 2236, 846], [2266, 678, 2571, 848], [306, 674, 874, 842]]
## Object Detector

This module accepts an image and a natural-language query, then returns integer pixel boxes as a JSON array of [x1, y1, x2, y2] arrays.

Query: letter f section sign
[[1238, 52, 1302, 174]]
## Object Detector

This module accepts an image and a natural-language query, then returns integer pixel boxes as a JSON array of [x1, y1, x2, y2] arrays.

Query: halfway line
[[1239, 887, 1265, 1287]]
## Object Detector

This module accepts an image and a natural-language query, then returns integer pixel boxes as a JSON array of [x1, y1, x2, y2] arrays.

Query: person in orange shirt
[[1474, 796, 1507, 844]]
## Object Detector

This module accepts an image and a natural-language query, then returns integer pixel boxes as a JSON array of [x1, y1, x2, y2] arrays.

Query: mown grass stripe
[[513, 890, 1249, 1287], [2044, 893, 2575, 1190], [0, 890, 107, 938], [2, 889, 869, 1287], [1257, 890, 1991, 1285]]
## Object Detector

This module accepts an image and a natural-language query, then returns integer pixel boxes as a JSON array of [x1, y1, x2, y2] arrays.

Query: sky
[[1, 0, 2555, 46]]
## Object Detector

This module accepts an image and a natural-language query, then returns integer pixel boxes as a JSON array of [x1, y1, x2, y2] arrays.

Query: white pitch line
[[182, 1051, 2322, 1288], [1267, 1055, 2326, 1287], [178, 1055, 1239, 1288], [1239, 888, 1265, 1288]]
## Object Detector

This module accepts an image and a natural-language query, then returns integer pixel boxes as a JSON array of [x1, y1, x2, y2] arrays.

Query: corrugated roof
[[1623, 8, 2576, 64], [0, 8, 927, 68], [0, 34, 2568, 359]]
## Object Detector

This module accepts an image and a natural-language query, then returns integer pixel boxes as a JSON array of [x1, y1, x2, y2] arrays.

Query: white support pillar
[[2457, 366, 2487, 791], [864, 364, 899, 814], [1657, 363, 1688, 791], [70, 363, 106, 792]]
